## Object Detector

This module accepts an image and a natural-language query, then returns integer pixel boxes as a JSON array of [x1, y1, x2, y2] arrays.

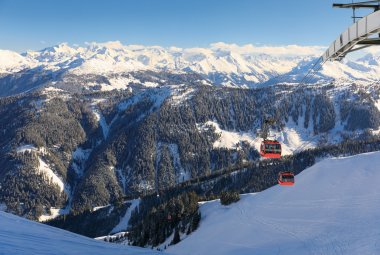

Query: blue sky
[[0, 0, 364, 52]]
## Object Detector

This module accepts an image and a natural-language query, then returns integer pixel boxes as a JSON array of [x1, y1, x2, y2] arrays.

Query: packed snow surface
[[0, 211, 163, 255], [37, 158, 66, 193], [111, 199, 140, 234], [169, 151, 380, 255]]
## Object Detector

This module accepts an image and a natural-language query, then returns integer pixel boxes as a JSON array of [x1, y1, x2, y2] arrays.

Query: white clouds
[[35, 41, 327, 58], [91, 40, 125, 49], [210, 42, 326, 57]]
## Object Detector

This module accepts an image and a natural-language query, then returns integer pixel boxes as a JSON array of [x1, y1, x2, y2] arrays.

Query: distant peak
[[357, 53, 375, 61], [40, 42, 76, 54]]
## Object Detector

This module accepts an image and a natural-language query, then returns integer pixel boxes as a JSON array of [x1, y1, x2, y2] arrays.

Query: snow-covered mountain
[[0, 42, 379, 92], [4, 42, 316, 77], [0, 210, 163, 255], [1, 41, 380, 246], [0, 49, 36, 73], [168, 151, 380, 255]]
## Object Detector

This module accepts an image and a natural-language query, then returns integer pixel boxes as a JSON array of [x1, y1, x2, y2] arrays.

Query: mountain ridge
[[0, 42, 379, 94]]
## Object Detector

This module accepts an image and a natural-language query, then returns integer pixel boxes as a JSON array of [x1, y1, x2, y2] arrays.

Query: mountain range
[[0, 41, 380, 251], [0, 42, 379, 95]]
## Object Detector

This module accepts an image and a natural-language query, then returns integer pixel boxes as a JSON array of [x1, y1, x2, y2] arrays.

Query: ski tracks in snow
[[236, 203, 315, 255]]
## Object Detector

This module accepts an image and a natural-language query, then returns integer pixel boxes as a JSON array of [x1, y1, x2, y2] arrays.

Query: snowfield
[[0, 211, 163, 255], [168, 151, 380, 255]]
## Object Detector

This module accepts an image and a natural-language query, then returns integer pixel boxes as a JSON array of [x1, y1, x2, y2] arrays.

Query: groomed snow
[[38, 158, 66, 193], [0, 211, 163, 255], [111, 199, 140, 234], [17, 146, 67, 194], [168, 143, 190, 183], [91, 107, 109, 139], [168, 151, 380, 255]]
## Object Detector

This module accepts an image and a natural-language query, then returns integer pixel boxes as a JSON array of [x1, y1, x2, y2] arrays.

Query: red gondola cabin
[[278, 171, 295, 186], [260, 140, 281, 158]]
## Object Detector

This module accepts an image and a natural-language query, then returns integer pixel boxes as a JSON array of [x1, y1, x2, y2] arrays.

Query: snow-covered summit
[[0, 42, 379, 88], [0, 49, 36, 73], [169, 151, 380, 255]]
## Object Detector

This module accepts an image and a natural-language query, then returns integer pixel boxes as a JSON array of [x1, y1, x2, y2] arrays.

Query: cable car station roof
[[323, 1, 380, 61]]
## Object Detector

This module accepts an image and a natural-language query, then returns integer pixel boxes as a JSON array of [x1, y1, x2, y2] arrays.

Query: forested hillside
[[1, 72, 379, 222]]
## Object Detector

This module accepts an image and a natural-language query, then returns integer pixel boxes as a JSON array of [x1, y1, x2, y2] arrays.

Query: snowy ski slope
[[0, 211, 163, 255], [169, 151, 380, 255]]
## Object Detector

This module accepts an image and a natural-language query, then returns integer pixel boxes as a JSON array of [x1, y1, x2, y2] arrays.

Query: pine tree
[[171, 227, 181, 245], [191, 211, 201, 231]]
